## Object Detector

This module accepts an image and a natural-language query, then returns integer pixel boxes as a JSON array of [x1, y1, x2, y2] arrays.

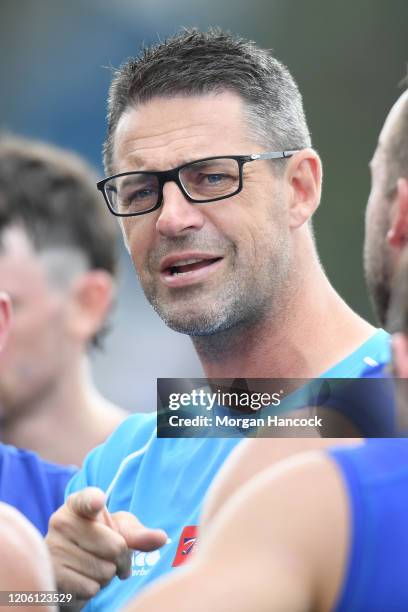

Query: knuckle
[[54, 569, 82, 596], [101, 531, 127, 560], [83, 556, 113, 585], [48, 509, 66, 532], [111, 538, 129, 561], [88, 581, 101, 599], [98, 562, 116, 586], [77, 579, 101, 600], [48, 540, 71, 563], [65, 491, 78, 510]]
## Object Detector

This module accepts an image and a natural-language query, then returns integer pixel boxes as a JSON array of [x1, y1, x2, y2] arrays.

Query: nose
[[156, 181, 205, 238]]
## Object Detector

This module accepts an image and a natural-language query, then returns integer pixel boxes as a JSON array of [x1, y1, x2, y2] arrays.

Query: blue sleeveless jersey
[[329, 438, 408, 612], [0, 443, 77, 535], [66, 329, 390, 611]]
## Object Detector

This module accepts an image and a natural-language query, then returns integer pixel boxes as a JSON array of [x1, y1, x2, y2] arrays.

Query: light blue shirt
[[66, 328, 390, 611]]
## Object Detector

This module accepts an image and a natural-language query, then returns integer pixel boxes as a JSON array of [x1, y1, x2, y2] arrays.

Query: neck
[[1, 357, 126, 466], [193, 242, 375, 379]]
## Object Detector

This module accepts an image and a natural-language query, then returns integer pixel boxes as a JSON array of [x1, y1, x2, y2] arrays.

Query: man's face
[[0, 227, 72, 419], [364, 93, 407, 326], [112, 92, 292, 336]]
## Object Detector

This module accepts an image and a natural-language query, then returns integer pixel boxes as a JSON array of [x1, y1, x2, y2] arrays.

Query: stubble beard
[[139, 231, 292, 351], [364, 208, 392, 327]]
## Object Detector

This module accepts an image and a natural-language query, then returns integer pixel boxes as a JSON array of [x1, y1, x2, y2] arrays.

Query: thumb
[[66, 487, 107, 520], [112, 511, 168, 551]]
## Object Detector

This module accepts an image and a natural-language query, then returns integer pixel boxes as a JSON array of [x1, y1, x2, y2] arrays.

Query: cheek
[[365, 194, 377, 226], [124, 218, 150, 258], [126, 219, 162, 281], [129, 238, 150, 280], [366, 192, 386, 244], [14, 300, 66, 351], [0, 320, 50, 375]]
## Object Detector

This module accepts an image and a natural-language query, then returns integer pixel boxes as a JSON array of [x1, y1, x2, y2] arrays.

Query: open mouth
[[160, 255, 223, 286], [168, 257, 221, 276]]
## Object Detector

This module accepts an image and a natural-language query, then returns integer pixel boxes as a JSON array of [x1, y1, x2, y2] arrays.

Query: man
[[202, 86, 408, 526], [46, 29, 388, 609], [0, 292, 57, 611], [125, 89, 408, 612], [0, 178, 77, 538], [0, 136, 127, 465], [127, 246, 408, 612], [365, 87, 408, 331]]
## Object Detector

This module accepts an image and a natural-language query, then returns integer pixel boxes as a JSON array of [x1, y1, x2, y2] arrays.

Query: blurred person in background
[[125, 241, 408, 612], [0, 293, 57, 612], [0, 292, 56, 611], [46, 29, 389, 609], [364, 89, 408, 348], [0, 292, 76, 538], [0, 292, 58, 611], [0, 136, 128, 466]]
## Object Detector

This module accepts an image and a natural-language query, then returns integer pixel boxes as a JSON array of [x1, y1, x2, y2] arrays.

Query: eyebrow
[[118, 175, 146, 189], [123, 152, 149, 170], [124, 152, 193, 172]]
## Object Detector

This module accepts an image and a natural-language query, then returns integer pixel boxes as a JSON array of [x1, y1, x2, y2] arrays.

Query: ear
[[66, 271, 115, 344], [285, 149, 322, 229], [387, 178, 408, 249], [392, 332, 408, 378], [0, 292, 11, 352]]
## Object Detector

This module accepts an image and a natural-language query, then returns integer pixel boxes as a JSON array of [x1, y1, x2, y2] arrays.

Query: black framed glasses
[[97, 150, 300, 217]]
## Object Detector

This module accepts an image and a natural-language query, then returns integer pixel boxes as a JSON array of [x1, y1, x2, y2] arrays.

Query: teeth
[[172, 258, 204, 268]]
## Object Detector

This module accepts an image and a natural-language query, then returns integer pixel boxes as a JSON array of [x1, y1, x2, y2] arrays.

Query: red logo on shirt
[[172, 526, 198, 567]]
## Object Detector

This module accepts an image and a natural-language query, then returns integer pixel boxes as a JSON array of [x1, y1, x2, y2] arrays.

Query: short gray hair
[[104, 28, 311, 174]]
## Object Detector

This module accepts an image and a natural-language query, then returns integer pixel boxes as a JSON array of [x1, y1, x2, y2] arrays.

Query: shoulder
[[326, 439, 408, 611], [98, 412, 157, 451], [0, 502, 54, 590], [202, 450, 350, 612], [0, 501, 42, 553], [201, 437, 357, 528], [210, 449, 348, 536], [220, 449, 349, 526], [66, 412, 157, 494], [328, 438, 408, 485], [326, 328, 390, 377], [0, 442, 77, 484]]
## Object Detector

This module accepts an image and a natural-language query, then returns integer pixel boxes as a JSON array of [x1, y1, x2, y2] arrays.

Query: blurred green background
[[1, 0, 407, 409]]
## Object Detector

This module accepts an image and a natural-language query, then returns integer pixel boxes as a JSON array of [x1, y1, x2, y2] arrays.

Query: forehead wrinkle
[[115, 127, 225, 172], [123, 117, 213, 141], [113, 94, 251, 173]]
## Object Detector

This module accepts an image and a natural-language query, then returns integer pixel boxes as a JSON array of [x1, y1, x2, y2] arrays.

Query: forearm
[[201, 437, 360, 530], [125, 556, 310, 612]]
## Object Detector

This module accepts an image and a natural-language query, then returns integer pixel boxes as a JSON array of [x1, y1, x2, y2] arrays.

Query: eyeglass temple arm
[[249, 150, 300, 161]]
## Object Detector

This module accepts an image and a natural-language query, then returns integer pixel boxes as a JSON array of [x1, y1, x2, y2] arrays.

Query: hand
[[45, 487, 167, 603]]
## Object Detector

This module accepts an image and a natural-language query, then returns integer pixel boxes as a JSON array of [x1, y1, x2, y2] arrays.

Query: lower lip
[[160, 258, 223, 288]]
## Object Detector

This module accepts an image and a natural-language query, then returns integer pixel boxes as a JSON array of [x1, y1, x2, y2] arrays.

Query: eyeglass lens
[[105, 158, 241, 214]]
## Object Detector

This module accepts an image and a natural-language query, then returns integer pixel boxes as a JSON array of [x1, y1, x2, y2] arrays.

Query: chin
[[158, 308, 230, 336]]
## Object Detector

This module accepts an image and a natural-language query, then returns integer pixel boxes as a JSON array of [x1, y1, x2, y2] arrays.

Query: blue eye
[[131, 188, 156, 200], [206, 174, 226, 184]]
